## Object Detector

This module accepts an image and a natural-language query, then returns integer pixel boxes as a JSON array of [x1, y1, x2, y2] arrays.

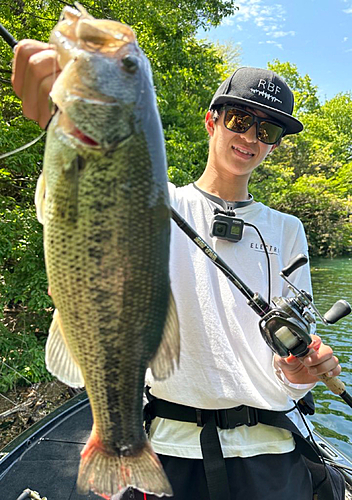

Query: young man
[[137, 67, 341, 500], [12, 45, 340, 500]]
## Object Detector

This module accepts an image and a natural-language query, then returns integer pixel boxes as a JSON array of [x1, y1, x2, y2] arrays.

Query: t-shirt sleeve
[[167, 182, 178, 206]]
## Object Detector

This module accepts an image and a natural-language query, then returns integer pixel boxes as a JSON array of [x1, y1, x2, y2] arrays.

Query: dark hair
[[210, 108, 221, 123]]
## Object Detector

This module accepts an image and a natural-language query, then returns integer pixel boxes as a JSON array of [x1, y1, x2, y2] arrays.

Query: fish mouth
[[70, 127, 100, 147], [56, 110, 101, 148], [69, 127, 133, 149], [56, 110, 133, 149]]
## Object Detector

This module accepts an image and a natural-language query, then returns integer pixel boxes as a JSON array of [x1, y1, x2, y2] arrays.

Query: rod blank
[[0, 22, 17, 48]]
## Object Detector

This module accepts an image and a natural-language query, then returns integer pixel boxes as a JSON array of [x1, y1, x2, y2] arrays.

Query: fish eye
[[122, 54, 139, 73]]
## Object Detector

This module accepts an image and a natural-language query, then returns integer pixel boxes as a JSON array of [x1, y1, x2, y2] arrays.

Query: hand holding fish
[[274, 334, 341, 385], [12, 40, 59, 128]]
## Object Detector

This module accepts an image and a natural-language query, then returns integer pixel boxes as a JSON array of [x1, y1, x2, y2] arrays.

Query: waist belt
[[146, 395, 259, 429], [144, 388, 337, 500]]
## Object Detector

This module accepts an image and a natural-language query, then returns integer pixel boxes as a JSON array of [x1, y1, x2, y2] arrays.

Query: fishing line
[[295, 400, 352, 485], [0, 76, 12, 85], [1, 360, 33, 386], [0, 362, 34, 412], [201, 193, 272, 304], [0, 131, 46, 160], [0, 392, 17, 406], [244, 222, 272, 304], [40, 438, 86, 445], [171, 207, 270, 317]]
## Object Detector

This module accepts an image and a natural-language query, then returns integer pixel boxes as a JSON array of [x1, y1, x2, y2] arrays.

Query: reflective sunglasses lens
[[258, 121, 283, 144], [224, 109, 253, 133]]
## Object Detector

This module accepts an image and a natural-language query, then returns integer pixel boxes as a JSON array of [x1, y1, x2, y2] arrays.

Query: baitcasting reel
[[259, 254, 351, 358]]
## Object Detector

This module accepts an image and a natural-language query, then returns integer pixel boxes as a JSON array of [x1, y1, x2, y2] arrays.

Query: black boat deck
[[0, 393, 101, 499]]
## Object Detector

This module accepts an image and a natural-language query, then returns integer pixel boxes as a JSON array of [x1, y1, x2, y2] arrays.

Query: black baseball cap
[[209, 67, 303, 135]]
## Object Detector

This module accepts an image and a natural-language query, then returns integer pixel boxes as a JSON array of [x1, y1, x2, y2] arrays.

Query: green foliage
[[0, 112, 51, 314], [267, 59, 320, 114], [0, 202, 51, 309], [260, 173, 351, 256], [0, 319, 52, 392]]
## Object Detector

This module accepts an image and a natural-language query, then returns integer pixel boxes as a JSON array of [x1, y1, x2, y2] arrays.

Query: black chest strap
[[144, 389, 337, 500]]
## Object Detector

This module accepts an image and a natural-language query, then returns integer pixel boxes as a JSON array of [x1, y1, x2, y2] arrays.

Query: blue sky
[[198, 0, 352, 102]]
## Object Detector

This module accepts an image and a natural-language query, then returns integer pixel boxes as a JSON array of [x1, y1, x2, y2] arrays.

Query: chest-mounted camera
[[210, 208, 244, 242]]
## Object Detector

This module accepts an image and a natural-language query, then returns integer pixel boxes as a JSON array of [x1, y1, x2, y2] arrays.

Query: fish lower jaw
[[71, 127, 100, 147]]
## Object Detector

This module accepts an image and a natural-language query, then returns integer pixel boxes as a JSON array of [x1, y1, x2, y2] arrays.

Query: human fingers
[[277, 335, 321, 368], [12, 40, 60, 127], [12, 40, 51, 97], [274, 353, 315, 385], [36, 72, 61, 129], [20, 48, 60, 126], [301, 342, 341, 378]]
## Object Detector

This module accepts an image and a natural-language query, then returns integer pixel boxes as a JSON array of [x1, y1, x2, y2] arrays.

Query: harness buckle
[[215, 405, 259, 429]]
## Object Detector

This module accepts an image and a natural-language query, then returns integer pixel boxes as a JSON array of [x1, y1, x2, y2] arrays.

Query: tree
[[267, 59, 320, 114]]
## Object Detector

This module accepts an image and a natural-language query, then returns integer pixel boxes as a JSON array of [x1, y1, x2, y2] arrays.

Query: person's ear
[[269, 137, 282, 153], [205, 111, 215, 136], [269, 143, 279, 153]]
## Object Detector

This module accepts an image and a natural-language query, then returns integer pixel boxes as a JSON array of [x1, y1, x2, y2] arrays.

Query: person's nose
[[239, 123, 258, 143]]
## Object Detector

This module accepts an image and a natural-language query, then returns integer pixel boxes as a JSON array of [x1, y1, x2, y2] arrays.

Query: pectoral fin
[[149, 291, 180, 380], [45, 309, 85, 387], [34, 172, 45, 224]]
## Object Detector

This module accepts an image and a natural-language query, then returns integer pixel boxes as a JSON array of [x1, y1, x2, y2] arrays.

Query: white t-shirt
[[146, 183, 314, 459]]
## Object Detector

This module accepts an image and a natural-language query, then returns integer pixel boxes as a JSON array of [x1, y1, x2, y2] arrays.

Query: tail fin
[[77, 430, 172, 499]]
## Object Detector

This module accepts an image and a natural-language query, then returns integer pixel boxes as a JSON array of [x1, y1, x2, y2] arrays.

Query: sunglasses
[[222, 106, 285, 145]]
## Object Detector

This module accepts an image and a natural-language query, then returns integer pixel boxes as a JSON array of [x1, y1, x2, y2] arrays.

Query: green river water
[[309, 256, 352, 459]]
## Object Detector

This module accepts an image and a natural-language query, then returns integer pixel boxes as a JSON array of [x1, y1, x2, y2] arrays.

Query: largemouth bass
[[35, 4, 179, 498]]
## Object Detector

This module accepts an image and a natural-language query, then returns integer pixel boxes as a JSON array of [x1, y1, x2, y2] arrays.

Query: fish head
[[49, 4, 154, 150]]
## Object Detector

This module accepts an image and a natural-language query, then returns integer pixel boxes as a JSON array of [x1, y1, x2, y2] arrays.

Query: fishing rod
[[171, 207, 352, 408], [0, 22, 17, 49]]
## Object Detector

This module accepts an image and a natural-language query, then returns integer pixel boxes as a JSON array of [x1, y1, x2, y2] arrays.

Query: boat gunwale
[[0, 391, 89, 479]]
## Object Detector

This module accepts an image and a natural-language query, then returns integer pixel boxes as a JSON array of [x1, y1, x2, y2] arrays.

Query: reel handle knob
[[281, 254, 308, 278], [323, 299, 351, 324]]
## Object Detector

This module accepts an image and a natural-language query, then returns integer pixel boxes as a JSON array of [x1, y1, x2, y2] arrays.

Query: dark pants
[[121, 449, 313, 500]]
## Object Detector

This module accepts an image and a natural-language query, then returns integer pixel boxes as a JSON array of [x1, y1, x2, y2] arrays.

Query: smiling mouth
[[232, 146, 255, 157]]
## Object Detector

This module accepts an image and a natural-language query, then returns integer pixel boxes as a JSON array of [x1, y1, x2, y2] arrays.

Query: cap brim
[[211, 95, 304, 135]]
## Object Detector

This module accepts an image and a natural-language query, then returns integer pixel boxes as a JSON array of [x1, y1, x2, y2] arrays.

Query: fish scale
[[35, 4, 180, 498]]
